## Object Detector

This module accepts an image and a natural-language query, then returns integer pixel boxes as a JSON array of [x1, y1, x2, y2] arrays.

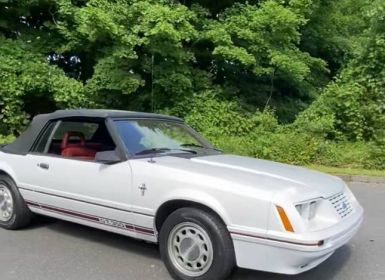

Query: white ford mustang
[[0, 109, 363, 280]]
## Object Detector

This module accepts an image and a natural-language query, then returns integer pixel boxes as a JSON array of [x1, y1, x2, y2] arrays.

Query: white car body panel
[[0, 111, 364, 275], [2, 152, 156, 241], [127, 154, 363, 273]]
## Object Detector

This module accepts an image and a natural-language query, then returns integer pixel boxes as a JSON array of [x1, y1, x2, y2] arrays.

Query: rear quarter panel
[[0, 152, 24, 185]]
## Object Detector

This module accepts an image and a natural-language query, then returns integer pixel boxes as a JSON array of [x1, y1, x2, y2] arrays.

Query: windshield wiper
[[176, 148, 197, 154], [135, 147, 171, 155], [135, 147, 197, 156], [180, 143, 205, 148], [181, 143, 222, 152]]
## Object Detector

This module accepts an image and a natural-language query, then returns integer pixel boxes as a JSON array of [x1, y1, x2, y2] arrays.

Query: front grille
[[328, 192, 353, 218]]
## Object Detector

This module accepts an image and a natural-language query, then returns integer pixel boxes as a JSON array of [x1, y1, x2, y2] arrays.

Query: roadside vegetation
[[0, 0, 384, 171], [307, 165, 385, 178]]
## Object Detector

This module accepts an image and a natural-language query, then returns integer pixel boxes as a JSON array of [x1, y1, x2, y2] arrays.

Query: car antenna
[[148, 153, 156, 163]]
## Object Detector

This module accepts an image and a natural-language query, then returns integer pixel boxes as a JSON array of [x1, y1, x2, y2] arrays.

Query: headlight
[[295, 199, 320, 220]]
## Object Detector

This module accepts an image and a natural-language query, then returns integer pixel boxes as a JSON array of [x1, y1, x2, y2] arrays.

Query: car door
[[22, 118, 142, 237]]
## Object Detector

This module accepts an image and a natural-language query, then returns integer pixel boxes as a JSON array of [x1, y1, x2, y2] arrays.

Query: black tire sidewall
[[159, 207, 235, 280], [0, 175, 31, 229]]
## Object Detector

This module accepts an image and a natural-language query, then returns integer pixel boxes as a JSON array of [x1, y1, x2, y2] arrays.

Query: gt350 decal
[[98, 218, 127, 229], [25, 200, 155, 236]]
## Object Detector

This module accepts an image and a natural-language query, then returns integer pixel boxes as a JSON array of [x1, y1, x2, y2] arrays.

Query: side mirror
[[95, 150, 122, 164]]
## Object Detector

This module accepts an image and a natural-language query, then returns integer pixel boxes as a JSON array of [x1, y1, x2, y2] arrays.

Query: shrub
[[367, 142, 385, 169], [167, 91, 384, 170], [201, 126, 323, 166], [168, 91, 279, 137], [0, 135, 15, 144], [314, 141, 372, 168]]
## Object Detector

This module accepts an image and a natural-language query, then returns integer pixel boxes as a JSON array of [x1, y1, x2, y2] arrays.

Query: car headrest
[[61, 131, 86, 149]]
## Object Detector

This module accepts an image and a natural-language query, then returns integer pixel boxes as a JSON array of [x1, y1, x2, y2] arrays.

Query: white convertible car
[[0, 109, 363, 280]]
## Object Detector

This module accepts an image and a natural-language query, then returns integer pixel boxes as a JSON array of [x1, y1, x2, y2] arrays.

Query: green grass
[[307, 165, 385, 177]]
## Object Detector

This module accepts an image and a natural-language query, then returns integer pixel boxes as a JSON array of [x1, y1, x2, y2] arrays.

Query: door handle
[[37, 163, 49, 170]]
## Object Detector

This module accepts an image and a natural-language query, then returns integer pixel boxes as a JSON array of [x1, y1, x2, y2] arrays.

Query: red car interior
[[61, 131, 97, 159]]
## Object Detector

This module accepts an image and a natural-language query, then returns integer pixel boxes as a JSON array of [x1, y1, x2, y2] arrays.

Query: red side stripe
[[26, 200, 155, 236]]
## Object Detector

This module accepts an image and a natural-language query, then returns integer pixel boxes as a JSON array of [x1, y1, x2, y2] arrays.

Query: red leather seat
[[61, 131, 96, 160]]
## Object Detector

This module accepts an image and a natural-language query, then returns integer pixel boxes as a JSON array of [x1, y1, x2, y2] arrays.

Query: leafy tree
[[0, 0, 384, 168], [55, 0, 202, 111], [300, 0, 370, 75], [0, 0, 91, 133], [0, 37, 88, 134], [199, 0, 327, 121], [295, 0, 385, 141]]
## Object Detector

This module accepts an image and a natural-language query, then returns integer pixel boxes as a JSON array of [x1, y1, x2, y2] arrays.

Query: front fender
[[156, 188, 231, 225]]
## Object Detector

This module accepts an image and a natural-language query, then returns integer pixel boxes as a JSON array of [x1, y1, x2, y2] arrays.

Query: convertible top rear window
[[52, 122, 99, 140], [33, 122, 57, 153]]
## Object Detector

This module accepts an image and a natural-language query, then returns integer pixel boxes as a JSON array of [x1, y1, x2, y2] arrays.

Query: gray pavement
[[0, 182, 384, 280]]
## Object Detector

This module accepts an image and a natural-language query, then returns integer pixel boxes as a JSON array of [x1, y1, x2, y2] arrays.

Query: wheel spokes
[[168, 223, 214, 277], [0, 185, 14, 222]]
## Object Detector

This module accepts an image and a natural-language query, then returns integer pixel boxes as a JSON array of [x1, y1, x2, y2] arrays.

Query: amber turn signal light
[[276, 205, 295, 232]]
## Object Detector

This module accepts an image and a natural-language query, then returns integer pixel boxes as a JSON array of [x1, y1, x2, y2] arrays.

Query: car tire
[[0, 174, 32, 230], [159, 207, 235, 280]]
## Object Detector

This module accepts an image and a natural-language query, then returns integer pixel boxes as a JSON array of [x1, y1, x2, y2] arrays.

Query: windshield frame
[[111, 117, 217, 158]]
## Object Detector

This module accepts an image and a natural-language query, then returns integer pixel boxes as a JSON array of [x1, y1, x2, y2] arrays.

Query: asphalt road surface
[[0, 182, 384, 280]]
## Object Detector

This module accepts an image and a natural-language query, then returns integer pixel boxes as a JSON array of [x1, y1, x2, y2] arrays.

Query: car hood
[[188, 154, 344, 198]]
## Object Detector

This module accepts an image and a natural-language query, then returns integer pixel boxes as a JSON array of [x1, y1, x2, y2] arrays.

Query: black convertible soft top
[[1, 109, 182, 155]]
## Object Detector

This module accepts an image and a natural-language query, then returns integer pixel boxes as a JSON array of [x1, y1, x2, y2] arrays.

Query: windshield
[[114, 119, 213, 156]]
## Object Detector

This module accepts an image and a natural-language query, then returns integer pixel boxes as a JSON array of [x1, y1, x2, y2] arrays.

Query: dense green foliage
[[0, 0, 384, 169]]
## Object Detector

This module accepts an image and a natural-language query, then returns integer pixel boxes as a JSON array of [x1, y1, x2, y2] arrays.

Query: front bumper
[[230, 205, 363, 274]]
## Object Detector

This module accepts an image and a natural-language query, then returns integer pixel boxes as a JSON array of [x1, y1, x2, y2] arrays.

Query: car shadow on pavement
[[21, 214, 58, 230], [35, 215, 161, 260], [30, 215, 352, 279]]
